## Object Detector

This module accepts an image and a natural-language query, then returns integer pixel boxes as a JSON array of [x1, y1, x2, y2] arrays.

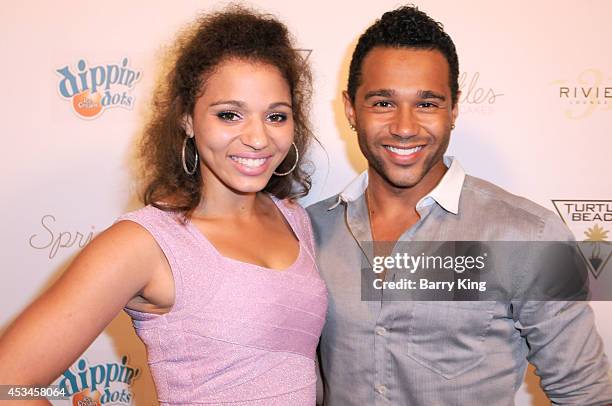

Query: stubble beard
[[358, 135, 450, 190]]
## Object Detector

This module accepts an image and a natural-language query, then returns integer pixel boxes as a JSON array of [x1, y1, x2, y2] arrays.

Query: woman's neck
[[194, 174, 264, 220]]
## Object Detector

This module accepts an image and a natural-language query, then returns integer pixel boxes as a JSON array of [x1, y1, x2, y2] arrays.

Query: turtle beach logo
[[551, 69, 612, 119], [56, 57, 142, 119], [553, 200, 612, 278], [56, 356, 140, 405]]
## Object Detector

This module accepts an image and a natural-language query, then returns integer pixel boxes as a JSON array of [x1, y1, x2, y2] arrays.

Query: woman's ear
[[182, 115, 194, 137]]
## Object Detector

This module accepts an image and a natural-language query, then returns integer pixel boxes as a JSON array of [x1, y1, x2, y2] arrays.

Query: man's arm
[[514, 213, 612, 405], [515, 299, 612, 405]]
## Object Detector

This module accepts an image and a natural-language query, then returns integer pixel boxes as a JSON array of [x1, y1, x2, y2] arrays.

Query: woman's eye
[[267, 113, 287, 123], [217, 111, 241, 121]]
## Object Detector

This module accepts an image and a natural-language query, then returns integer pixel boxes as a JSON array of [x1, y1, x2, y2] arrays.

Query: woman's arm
[[0, 220, 164, 390]]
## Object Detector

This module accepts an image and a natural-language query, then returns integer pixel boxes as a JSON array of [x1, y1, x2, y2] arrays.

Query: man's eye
[[373, 101, 393, 108], [267, 113, 287, 123], [417, 102, 437, 108], [217, 111, 241, 121]]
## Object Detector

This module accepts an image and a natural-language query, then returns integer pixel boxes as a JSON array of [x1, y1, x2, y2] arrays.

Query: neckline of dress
[[184, 194, 303, 273]]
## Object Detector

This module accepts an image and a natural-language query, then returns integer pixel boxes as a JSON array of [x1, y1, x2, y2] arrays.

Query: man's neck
[[367, 162, 447, 214], [366, 162, 447, 242]]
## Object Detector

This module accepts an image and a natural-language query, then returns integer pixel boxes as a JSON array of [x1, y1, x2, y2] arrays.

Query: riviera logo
[[551, 69, 612, 119], [56, 57, 142, 119], [56, 355, 140, 405]]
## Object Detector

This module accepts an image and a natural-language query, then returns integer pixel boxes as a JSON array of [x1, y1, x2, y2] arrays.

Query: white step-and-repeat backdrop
[[1, 1, 610, 405]]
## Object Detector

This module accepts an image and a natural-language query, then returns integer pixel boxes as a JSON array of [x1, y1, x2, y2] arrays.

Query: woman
[[0, 7, 327, 405]]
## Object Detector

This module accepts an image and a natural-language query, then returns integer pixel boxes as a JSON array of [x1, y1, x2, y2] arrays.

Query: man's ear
[[342, 90, 357, 130], [182, 115, 194, 137], [451, 90, 461, 125]]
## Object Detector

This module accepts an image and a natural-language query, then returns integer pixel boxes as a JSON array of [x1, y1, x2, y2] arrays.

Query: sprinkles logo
[[458, 72, 504, 115], [56, 57, 142, 119]]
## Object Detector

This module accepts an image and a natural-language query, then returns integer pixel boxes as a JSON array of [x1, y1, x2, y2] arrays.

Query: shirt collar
[[328, 156, 465, 215]]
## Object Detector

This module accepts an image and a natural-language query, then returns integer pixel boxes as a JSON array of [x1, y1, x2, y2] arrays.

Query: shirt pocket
[[405, 301, 494, 379]]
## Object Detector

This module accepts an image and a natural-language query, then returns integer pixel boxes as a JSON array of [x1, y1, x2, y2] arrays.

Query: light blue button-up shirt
[[308, 157, 612, 405]]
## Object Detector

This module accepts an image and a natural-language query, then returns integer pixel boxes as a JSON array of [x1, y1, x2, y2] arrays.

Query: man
[[308, 5, 612, 405]]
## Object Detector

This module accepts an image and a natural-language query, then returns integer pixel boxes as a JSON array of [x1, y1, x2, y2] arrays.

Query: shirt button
[[375, 326, 387, 336], [375, 384, 388, 395]]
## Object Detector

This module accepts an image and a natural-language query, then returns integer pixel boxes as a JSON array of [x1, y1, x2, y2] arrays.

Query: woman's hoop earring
[[273, 142, 299, 176], [182, 134, 199, 175]]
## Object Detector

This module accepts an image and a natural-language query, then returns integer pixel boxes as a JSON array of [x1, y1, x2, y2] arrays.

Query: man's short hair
[[347, 5, 460, 106]]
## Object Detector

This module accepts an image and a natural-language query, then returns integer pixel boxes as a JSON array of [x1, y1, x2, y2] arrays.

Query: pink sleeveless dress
[[117, 197, 327, 405]]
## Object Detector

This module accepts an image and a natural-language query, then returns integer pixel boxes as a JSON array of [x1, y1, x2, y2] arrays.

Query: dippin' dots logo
[[56, 356, 140, 406], [56, 58, 141, 119]]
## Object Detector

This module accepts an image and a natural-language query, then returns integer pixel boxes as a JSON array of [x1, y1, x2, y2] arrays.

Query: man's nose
[[389, 105, 419, 138]]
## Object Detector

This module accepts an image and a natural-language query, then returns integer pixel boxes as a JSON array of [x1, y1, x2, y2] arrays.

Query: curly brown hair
[[347, 5, 459, 106], [139, 5, 313, 217]]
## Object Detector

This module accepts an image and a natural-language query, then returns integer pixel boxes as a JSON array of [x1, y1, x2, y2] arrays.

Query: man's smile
[[383, 145, 424, 156]]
